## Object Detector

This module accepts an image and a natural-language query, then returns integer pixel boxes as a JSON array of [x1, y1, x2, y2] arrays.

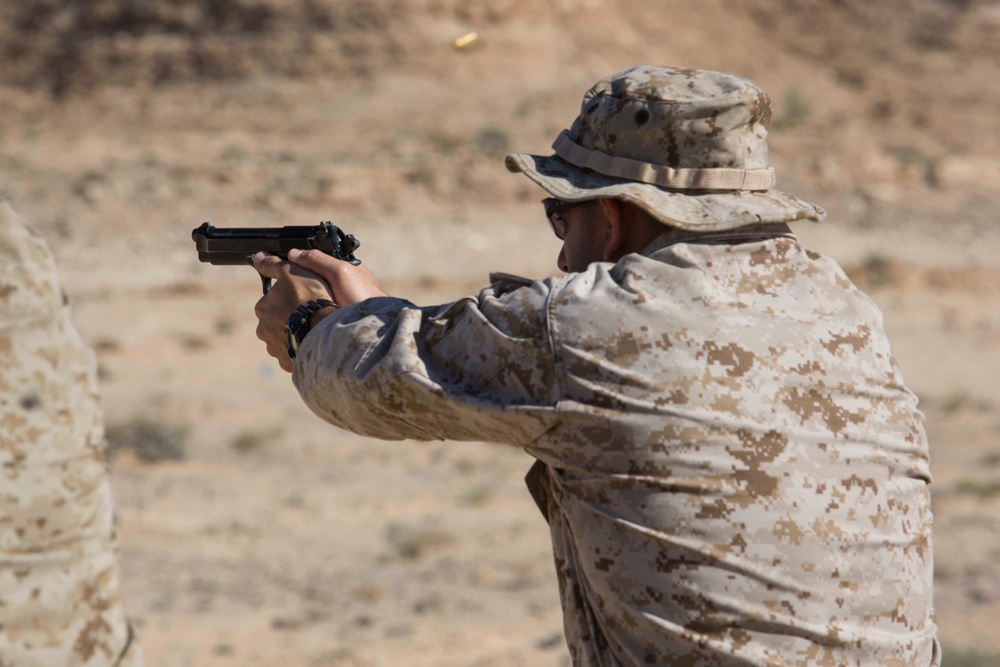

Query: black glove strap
[[285, 299, 337, 359]]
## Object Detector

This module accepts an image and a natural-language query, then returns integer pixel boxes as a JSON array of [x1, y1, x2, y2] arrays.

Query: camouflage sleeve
[[291, 276, 560, 445], [0, 200, 142, 667]]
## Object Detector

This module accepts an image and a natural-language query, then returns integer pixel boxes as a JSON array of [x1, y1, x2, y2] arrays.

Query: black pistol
[[192, 221, 361, 294]]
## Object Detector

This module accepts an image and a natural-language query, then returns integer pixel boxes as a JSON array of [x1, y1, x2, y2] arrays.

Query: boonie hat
[[505, 66, 826, 231]]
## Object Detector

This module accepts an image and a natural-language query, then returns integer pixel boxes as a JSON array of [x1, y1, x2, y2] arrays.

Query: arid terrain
[[2, 0, 999, 665]]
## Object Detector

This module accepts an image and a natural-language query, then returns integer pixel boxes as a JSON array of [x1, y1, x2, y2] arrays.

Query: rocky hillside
[[2, 0, 997, 214]]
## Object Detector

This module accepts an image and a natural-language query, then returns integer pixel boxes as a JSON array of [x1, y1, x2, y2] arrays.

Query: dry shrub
[[106, 416, 188, 462]]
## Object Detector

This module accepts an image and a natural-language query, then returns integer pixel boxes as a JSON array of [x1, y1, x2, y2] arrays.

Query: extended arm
[[252, 249, 559, 445], [291, 282, 560, 444]]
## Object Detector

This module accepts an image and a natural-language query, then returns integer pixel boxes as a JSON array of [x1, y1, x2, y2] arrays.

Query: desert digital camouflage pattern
[[0, 200, 142, 666], [293, 224, 939, 666], [292, 66, 937, 665], [506, 66, 827, 232]]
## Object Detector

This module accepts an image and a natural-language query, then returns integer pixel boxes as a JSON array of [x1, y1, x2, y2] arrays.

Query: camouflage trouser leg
[[0, 199, 143, 666], [0, 435, 144, 667], [0, 532, 143, 667]]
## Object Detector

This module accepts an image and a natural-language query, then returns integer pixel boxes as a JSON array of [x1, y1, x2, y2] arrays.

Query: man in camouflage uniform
[[0, 200, 142, 666], [253, 66, 939, 665]]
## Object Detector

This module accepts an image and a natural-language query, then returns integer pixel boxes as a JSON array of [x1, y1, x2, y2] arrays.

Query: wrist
[[285, 299, 338, 360], [308, 305, 338, 331]]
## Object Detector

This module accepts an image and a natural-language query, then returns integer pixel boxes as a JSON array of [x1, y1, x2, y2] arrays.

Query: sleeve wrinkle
[[545, 275, 570, 405]]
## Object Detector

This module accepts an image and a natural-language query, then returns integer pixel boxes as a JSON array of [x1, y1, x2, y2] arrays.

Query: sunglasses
[[542, 197, 581, 240]]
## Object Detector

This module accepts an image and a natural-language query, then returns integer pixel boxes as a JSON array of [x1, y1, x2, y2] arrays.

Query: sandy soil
[[2, 1, 999, 664]]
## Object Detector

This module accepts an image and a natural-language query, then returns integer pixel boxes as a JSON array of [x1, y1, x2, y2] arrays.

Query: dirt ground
[[2, 1, 999, 665]]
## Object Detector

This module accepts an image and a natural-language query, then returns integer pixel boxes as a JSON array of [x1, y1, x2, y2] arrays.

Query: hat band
[[552, 131, 776, 191]]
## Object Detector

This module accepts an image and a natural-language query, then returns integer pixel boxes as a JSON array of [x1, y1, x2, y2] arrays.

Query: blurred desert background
[[2, 0, 999, 665]]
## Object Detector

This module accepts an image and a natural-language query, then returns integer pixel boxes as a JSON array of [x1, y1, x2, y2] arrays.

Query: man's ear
[[598, 198, 626, 262]]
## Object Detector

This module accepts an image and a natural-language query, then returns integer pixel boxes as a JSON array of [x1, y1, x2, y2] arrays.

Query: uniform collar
[[640, 222, 796, 257]]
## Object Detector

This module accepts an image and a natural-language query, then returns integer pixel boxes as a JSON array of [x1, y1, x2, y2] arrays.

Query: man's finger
[[253, 252, 287, 279]]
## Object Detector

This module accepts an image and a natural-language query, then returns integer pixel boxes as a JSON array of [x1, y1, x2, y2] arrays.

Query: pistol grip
[[260, 273, 272, 294]]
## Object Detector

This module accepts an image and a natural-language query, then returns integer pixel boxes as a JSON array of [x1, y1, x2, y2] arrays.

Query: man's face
[[546, 199, 608, 273]]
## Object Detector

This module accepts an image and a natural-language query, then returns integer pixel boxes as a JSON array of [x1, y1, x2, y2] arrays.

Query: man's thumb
[[288, 247, 322, 266], [288, 248, 340, 278]]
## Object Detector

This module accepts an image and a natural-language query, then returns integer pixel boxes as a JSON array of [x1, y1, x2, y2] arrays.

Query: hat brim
[[505, 153, 826, 232]]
